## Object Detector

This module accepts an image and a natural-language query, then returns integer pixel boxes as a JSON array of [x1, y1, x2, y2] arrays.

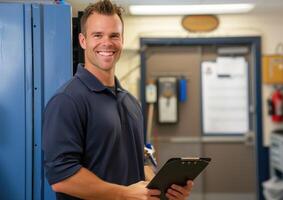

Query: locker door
[[43, 4, 73, 199], [0, 3, 32, 200], [31, 3, 72, 200]]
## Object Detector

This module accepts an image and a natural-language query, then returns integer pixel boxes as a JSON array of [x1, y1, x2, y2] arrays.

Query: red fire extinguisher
[[268, 89, 283, 122]]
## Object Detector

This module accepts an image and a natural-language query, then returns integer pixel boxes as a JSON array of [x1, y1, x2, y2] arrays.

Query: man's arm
[[144, 165, 155, 181], [52, 167, 160, 200], [43, 96, 160, 200]]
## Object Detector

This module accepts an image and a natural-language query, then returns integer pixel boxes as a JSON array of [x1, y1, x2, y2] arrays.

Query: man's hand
[[165, 181, 194, 200], [122, 181, 161, 200]]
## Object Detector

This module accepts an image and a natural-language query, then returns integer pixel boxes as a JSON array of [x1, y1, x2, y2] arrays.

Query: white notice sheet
[[201, 57, 249, 134]]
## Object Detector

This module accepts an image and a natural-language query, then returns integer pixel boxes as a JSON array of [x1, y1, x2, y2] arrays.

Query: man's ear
[[79, 33, 86, 50]]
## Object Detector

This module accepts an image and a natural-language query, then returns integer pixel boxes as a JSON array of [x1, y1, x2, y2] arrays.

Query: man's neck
[[84, 64, 115, 87]]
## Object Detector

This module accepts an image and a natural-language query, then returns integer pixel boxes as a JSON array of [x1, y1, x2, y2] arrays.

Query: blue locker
[[0, 1, 72, 200], [0, 3, 33, 200]]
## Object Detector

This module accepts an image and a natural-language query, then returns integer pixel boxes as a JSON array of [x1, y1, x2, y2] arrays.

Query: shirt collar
[[75, 63, 125, 93]]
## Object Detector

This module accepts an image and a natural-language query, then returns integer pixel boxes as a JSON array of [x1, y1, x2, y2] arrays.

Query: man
[[42, 0, 193, 199]]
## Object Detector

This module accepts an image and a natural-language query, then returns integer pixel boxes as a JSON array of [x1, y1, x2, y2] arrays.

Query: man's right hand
[[122, 181, 161, 200], [50, 168, 160, 200]]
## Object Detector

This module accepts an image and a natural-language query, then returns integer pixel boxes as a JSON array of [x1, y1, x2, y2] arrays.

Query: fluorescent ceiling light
[[129, 4, 255, 15]]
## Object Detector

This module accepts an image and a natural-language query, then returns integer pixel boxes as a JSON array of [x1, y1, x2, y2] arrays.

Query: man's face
[[79, 12, 123, 72]]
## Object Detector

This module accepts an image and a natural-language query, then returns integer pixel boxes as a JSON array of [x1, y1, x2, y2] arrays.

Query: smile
[[97, 51, 115, 56]]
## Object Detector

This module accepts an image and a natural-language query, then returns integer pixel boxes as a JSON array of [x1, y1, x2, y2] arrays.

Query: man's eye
[[111, 35, 120, 39], [93, 34, 102, 38]]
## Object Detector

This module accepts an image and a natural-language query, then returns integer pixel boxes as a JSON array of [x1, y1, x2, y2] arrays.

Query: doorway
[[140, 37, 268, 200]]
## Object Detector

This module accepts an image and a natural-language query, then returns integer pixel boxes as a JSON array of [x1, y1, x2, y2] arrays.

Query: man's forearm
[[52, 167, 126, 200], [144, 165, 155, 181]]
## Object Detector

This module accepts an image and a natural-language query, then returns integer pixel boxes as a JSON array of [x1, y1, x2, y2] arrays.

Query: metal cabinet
[[0, 2, 72, 200]]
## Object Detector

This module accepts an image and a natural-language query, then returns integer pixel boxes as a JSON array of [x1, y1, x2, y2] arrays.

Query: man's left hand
[[165, 180, 194, 200]]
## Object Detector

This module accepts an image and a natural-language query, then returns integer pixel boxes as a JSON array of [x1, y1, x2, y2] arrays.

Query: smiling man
[[42, 1, 193, 200]]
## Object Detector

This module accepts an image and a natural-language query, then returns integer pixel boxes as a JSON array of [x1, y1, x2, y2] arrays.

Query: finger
[[149, 197, 160, 200], [148, 189, 161, 196], [184, 181, 194, 191], [186, 180, 194, 187], [171, 184, 189, 196], [166, 192, 178, 200], [167, 188, 183, 199]]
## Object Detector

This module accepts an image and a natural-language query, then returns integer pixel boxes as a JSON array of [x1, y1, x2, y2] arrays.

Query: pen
[[144, 144, 158, 168]]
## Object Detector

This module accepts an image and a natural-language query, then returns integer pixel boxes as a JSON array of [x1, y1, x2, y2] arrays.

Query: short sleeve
[[42, 93, 84, 185]]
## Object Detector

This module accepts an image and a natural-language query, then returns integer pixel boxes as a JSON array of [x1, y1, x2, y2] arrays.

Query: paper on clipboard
[[202, 57, 249, 134]]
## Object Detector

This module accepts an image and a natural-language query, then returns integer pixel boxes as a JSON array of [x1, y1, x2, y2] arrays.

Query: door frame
[[140, 36, 268, 200]]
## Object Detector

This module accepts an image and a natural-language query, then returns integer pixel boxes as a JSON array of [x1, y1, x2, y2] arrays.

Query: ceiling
[[66, 0, 283, 16]]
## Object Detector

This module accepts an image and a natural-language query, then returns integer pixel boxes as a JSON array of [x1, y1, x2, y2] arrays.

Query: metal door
[[0, 3, 33, 200], [31, 3, 72, 200]]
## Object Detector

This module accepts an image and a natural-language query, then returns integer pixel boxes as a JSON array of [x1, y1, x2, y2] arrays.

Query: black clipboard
[[147, 157, 211, 200]]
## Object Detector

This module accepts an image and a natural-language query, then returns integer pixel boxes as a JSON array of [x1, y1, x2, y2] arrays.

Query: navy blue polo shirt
[[42, 64, 145, 200]]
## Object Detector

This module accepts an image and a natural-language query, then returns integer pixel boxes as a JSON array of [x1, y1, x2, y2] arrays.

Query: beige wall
[[116, 13, 283, 146]]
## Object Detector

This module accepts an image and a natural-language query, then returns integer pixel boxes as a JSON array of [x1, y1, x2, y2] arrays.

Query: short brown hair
[[80, 0, 124, 35]]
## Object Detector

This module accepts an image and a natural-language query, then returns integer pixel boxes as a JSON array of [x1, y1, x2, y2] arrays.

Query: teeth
[[97, 51, 114, 56]]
